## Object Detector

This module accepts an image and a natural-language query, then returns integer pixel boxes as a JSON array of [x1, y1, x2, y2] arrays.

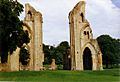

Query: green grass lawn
[[0, 69, 119, 82]]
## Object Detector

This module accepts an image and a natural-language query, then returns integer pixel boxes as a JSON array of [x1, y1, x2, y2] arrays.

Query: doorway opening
[[83, 47, 92, 70]]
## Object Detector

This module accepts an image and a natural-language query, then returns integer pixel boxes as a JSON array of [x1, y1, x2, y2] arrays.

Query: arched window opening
[[84, 31, 86, 35], [28, 11, 32, 16], [80, 13, 84, 22], [27, 11, 32, 19], [87, 31, 89, 39]]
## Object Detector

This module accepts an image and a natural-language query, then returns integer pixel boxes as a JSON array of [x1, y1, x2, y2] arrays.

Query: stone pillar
[[92, 54, 97, 70], [33, 12, 43, 71], [98, 52, 103, 70]]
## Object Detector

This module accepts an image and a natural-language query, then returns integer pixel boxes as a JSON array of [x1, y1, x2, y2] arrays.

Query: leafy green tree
[[43, 44, 51, 64], [19, 47, 30, 65], [0, 0, 30, 63], [55, 41, 69, 64], [97, 35, 120, 68], [43, 41, 70, 65]]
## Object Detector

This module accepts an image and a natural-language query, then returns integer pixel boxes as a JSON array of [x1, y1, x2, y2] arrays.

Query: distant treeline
[[43, 35, 120, 69]]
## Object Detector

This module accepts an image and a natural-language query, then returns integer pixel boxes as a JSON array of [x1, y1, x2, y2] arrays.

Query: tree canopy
[[0, 0, 30, 63], [97, 35, 120, 68], [43, 41, 69, 65], [19, 47, 30, 65]]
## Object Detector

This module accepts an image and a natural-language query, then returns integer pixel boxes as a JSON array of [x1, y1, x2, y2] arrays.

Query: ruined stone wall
[[8, 47, 20, 71], [69, 1, 103, 70], [69, 1, 86, 70], [23, 3, 44, 71], [0, 3, 44, 71]]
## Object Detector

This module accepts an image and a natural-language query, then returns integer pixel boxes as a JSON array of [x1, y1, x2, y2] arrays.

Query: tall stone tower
[[69, 1, 103, 70], [23, 3, 44, 71]]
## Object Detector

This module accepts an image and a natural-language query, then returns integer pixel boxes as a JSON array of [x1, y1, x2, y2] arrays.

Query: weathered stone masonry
[[0, 1, 103, 71], [23, 3, 44, 71], [0, 4, 44, 71], [69, 1, 103, 70]]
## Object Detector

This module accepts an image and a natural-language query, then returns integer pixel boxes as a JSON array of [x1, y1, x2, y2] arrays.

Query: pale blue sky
[[19, 0, 120, 45]]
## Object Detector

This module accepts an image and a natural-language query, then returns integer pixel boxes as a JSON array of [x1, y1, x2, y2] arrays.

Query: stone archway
[[83, 47, 92, 70], [82, 43, 97, 70]]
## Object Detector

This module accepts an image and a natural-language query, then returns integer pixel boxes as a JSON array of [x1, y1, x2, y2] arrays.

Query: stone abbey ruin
[[0, 1, 103, 71], [69, 1, 103, 70], [0, 3, 44, 71]]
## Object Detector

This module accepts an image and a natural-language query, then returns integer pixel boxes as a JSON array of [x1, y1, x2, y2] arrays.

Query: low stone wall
[[0, 63, 9, 71]]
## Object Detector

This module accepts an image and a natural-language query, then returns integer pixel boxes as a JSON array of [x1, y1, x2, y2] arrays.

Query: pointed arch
[[83, 47, 92, 70]]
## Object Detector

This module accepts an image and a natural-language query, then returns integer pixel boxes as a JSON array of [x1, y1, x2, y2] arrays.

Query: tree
[[0, 0, 30, 63], [97, 35, 120, 68], [43, 44, 57, 64], [43, 44, 51, 64], [19, 47, 30, 65], [43, 41, 70, 65], [55, 41, 69, 64]]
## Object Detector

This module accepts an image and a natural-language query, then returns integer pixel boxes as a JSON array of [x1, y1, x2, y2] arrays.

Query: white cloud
[[19, 0, 120, 45], [86, 0, 120, 39]]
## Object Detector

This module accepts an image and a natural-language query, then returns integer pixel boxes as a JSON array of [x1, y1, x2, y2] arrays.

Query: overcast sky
[[19, 0, 120, 46]]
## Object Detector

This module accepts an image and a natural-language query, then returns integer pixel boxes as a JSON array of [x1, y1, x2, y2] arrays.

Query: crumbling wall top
[[69, 1, 85, 15], [24, 3, 42, 22], [69, 1, 86, 24]]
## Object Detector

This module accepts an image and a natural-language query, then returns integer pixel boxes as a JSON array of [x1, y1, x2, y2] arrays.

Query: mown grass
[[0, 69, 119, 82]]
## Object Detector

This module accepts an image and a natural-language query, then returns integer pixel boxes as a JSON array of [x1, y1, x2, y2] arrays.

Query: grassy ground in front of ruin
[[0, 69, 119, 82]]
